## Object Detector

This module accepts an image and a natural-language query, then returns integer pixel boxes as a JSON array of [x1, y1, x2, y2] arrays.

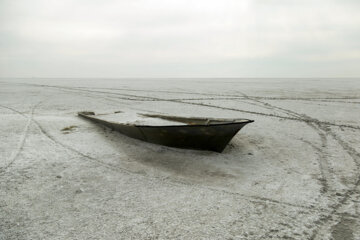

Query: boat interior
[[139, 114, 251, 125], [78, 111, 252, 126]]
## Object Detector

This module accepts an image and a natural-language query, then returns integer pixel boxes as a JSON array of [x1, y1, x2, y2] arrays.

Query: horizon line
[[1, 77, 359, 79]]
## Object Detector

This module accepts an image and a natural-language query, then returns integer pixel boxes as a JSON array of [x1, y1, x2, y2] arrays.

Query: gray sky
[[1, 0, 359, 78]]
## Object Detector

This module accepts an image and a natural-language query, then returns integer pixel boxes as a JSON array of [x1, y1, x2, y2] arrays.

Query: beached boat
[[78, 111, 254, 152]]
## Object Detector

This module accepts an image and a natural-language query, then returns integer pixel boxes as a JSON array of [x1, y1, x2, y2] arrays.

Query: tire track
[[20, 84, 355, 198], [235, 92, 334, 194], [0, 103, 337, 216], [0, 103, 137, 176], [2, 81, 359, 103], [231, 93, 360, 239], [219, 94, 332, 195], [32, 84, 154, 101], [221, 96, 360, 239], [301, 138, 331, 194], [235, 94, 339, 240], [309, 177, 360, 240], [2, 81, 359, 238], [177, 100, 360, 130], [231, 94, 360, 239], [25, 84, 357, 200], [0, 104, 37, 172], [308, 129, 360, 239], [28, 97, 357, 220], [34, 116, 322, 213], [243, 93, 359, 181], [73, 86, 360, 103], [4, 82, 359, 130], [1, 86, 359, 227]]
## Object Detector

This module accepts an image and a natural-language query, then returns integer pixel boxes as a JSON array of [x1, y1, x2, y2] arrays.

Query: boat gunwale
[[78, 112, 254, 128]]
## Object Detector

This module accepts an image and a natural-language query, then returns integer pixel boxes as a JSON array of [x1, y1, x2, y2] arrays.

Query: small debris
[[56, 175, 62, 179], [61, 125, 78, 134], [248, 152, 253, 155], [75, 189, 83, 194]]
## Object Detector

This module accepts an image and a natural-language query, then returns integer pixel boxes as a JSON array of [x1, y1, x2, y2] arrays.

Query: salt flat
[[0, 78, 359, 240]]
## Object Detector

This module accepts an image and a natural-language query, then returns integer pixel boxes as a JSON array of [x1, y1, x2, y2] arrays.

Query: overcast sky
[[1, 0, 359, 78]]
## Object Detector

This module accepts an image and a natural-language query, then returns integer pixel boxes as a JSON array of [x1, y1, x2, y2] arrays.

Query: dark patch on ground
[[331, 218, 355, 240], [61, 125, 78, 134]]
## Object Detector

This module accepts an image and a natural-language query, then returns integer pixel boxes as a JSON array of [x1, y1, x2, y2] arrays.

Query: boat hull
[[78, 112, 253, 152]]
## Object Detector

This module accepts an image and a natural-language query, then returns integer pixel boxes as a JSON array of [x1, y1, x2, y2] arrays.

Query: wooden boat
[[78, 111, 254, 152]]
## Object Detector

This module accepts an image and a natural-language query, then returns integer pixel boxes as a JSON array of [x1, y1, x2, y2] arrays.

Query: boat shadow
[[95, 126, 257, 185]]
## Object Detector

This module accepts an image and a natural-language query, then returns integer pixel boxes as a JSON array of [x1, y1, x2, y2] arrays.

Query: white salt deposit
[[1, 78, 359, 240], [95, 111, 186, 126]]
